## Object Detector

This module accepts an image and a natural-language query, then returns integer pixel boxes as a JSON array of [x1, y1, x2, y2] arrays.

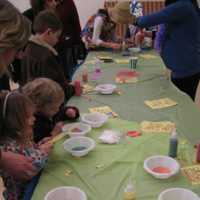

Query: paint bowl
[[81, 112, 108, 128], [63, 136, 95, 157], [158, 188, 199, 200], [95, 84, 117, 94], [144, 155, 180, 179], [44, 186, 87, 200], [62, 122, 91, 137]]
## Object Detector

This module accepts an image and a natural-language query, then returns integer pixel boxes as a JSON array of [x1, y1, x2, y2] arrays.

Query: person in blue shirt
[[110, 0, 200, 100]]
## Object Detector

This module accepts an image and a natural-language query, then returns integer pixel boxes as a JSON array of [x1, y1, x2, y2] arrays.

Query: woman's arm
[[135, 1, 194, 28], [0, 151, 37, 181]]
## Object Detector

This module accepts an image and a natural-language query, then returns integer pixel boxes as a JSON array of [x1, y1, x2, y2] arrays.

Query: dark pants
[[171, 72, 200, 101]]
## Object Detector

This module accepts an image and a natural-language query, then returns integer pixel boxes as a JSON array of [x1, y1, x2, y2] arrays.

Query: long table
[[32, 51, 200, 200]]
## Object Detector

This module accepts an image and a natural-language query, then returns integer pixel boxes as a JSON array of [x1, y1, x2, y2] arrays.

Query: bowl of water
[[81, 112, 108, 128], [158, 188, 199, 200], [44, 186, 87, 200], [62, 122, 91, 137], [63, 136, 95, 157], [144, 155, 180, 179]]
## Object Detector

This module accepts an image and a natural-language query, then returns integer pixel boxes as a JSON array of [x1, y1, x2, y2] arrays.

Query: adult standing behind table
[[110, 0, 200, 100], [24, 0, 87, 81], [0, 0, 37, 183]]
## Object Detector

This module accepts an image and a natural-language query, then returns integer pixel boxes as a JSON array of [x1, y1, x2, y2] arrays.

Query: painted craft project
[[144, 98, 177, 109], [83, 84, 94, 94], [140, 121, 175, 133], [182, 165, 200, 185], [115, 70, 139, 84], [89, 106, 118, 118]]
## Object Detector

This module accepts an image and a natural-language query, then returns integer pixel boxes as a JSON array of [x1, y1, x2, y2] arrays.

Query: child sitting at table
[[22, 78, 79, 143], [20, 10, 75, 101], [82, 9, 121, 50], [0, 91, 53, 200]]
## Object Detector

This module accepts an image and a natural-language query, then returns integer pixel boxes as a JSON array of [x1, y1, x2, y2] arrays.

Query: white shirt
[[92, 16, 104, 46]]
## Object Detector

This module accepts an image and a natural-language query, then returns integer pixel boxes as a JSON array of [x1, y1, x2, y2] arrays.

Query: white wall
[[8, 0, 105, 28]]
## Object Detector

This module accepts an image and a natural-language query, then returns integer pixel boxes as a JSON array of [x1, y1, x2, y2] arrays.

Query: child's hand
[[39, 142, 53, 154], [65, 108, 76, 118], [38, 137, 52, 145], [51, 122, 64, 137]]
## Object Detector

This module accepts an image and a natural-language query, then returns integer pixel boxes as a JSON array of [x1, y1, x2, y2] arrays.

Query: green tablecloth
[[32, 51, 200, 200]]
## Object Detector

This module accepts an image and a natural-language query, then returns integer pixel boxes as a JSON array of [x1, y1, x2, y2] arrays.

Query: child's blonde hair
[[22, 78, 65, 112]]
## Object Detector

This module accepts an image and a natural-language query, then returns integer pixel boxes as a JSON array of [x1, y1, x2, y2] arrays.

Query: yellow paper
[[140, 54, 157, 59], [145, 98, 177, 109], [115, 77, 138, 84], [48, 133, 66, 144], [140, 121, 175, 133], [83, 84, 94, 94], [85, 60, 95, 65], [89, 106, 118, 118], [115, 59, 129, 64], [181, 165, 200, 185], [98, 56, 112, 60]]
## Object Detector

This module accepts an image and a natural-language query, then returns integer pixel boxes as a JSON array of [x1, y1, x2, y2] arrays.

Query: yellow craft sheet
[[115, 77, 138, 84], [48, 133, 67, 144], [181, 165, 200, 185], [144, 98, 178, 109], [140, 121, 175, 133], [115, 59, 129, 64], [85, 60, 96, 64], [98, 56, 112, 60], [140, 54, 157, 59], [83, 84, 94, 94], [89, 106, 118, 118]]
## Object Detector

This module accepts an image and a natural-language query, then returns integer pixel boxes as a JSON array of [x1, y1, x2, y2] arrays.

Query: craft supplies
[[99, 130, 121, 144], [144, 98, 177, 109], [168, 129, 178, 158], [182, 165, 200, 185], [82, 65, 88, 82], [127, 131, 141, 137], [140, 121, 175, 133], [91, 58, 102, 81], [152, 166, 171, 174], [196, 143, 200, 163], [74, 80, 82, 96], [124, 182, 136, 200], [89, 106, 118, 118], [129, 57, 138, 69]]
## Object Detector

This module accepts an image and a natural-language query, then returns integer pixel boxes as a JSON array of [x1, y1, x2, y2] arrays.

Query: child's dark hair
[[33, 10, 63, 34], [30, 0, 45, 16], [0, 91, 35, 141], [97, 9, 110, 20]]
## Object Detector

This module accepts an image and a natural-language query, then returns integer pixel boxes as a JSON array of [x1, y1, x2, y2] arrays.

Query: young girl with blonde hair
[[22, 78, 79, 142]]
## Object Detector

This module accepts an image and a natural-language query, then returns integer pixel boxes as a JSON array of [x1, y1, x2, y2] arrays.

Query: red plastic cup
[[74, 80, 82, 96]]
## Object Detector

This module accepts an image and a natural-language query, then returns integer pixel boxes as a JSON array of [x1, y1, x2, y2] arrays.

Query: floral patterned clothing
[[0, 140, 48, 200]]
